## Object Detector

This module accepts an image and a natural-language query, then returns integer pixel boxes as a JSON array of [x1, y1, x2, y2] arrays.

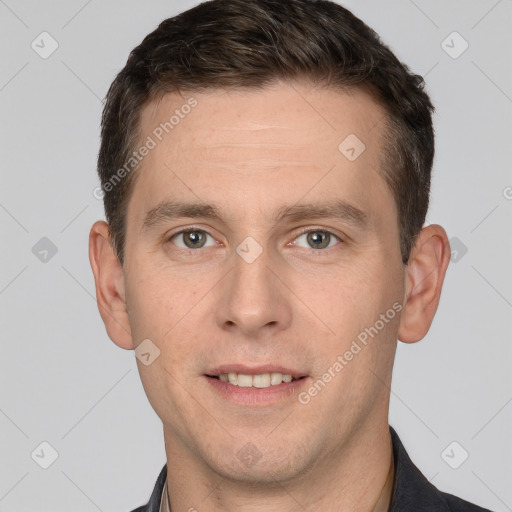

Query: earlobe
[[397, 225, 451, 344], [89, 221, 134, 350]]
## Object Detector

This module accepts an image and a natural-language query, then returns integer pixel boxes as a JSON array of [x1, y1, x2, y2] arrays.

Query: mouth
[[206, 371, 306, 389], [204, 366, 309, 406]]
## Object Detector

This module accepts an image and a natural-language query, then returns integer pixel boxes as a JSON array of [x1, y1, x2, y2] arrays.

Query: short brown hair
[[98, 0, 434, 265]]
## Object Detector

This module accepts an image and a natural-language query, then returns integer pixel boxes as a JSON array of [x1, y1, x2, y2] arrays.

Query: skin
[[89, 81, 450, 511]]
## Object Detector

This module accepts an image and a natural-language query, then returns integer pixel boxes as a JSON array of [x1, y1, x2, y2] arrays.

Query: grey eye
[[294, 230, 339, 250], [172, 230, 215, 249]]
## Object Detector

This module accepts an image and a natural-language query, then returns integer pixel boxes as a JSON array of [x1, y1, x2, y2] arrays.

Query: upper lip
[[206, 364, 306, 378]]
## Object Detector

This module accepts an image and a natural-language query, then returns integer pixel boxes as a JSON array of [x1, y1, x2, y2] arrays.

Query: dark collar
[[131, 425, 492, 512], [387, 426, 490, 511]]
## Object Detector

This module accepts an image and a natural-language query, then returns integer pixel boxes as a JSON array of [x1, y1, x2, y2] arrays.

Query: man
[[89, 0, 493, 510]]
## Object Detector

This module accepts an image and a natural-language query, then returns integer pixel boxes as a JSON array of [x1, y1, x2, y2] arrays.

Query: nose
[[214, 244, 292, 338]]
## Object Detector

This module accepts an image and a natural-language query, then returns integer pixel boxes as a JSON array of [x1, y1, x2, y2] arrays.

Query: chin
[[203, 442, 315, 486]]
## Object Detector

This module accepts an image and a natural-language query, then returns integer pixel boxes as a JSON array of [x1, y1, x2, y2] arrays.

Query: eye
[[293, 229, 341, 250], [170, 229, 216, 249]]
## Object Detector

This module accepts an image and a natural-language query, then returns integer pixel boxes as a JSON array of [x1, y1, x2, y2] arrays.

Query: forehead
[[139, 82, 385, 160], [130, 82, 392, 223]]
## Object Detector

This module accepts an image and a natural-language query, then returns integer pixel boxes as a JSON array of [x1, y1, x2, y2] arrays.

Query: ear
[[89, 220, 134, 350], [397, 224, 451, 344]]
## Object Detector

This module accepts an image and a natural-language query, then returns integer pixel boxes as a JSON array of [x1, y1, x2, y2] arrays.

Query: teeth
[[237, 374, 253, 387], [253, 374, 270, 388], [270, 372, 283, 386], [217, 372, 297, 388]]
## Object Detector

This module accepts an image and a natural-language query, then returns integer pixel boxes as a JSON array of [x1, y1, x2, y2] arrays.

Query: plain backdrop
[[1, 1, 511, 511]]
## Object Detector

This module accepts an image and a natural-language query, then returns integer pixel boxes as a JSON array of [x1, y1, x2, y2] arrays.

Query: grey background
[[0, 1, 511, 511]]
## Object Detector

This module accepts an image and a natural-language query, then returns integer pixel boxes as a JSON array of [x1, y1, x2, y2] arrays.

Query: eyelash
[[292, 227, 342, 249], [166, 226, 343, 252], [167, 228, 218, 251]]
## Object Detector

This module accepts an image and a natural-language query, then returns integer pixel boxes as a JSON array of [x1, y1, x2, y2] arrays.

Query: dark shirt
[[130, 425, 493, 511]]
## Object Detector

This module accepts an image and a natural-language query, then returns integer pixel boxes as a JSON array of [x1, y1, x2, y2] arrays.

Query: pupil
[[307, 231, 329, 249], [185, 231, 205, 248]]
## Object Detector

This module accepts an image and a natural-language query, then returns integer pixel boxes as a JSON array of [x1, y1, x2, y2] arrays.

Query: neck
[[163, 419, 394, 512]]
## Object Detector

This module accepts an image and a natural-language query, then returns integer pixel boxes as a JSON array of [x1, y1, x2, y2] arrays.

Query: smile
[[211, 372, 302, 388]]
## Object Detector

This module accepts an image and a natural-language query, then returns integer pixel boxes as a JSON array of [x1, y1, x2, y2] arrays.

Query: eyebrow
[[142, 199, 369, 230], [275, 200, 368, 228], [142, 201, 223, 230]]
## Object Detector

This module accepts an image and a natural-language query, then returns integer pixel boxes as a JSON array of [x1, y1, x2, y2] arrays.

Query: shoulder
[[441, 491, 493, 512], [389, 426, 494, 512], [128, 464, 167, 512]]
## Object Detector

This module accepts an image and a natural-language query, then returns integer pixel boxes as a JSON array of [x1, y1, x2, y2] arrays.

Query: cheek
[[124, 270, 184, 342], [127, 274, 200, 413], [300, 257, 402, 349], [124, 267, 212, 380]]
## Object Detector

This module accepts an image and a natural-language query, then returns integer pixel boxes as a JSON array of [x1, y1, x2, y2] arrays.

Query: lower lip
[[205, 376, 309, 406]]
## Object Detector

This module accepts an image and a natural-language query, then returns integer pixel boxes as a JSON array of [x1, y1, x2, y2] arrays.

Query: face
[[120, 82, 406, 482]]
